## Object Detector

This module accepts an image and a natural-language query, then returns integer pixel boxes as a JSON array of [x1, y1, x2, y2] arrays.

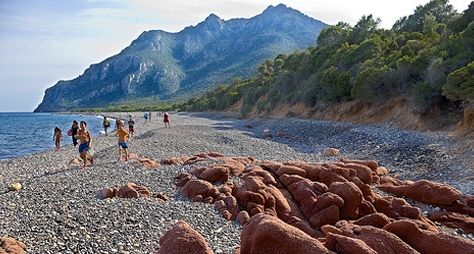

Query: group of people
[[52, 112, 171, 170]]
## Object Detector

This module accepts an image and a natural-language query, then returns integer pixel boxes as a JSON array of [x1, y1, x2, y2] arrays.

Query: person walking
[[70, 120, 79, 147], [76, 121, 93, 169], [163, 112, 170, 128], [116, 122, 130, 161], [103, 116, 111, 136], [53, 127, 62, 151], [128, 116, 135, 139]]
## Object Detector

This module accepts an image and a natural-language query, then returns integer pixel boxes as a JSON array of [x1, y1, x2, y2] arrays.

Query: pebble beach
[[0, 112, 473, 253]]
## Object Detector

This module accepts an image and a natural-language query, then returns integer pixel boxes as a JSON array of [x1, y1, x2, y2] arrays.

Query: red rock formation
[[157, 221, 213, 254], [384, 219, 474, 254], [181, 179, 219, 200], [328, 182, 363, 219], [429, 211, 474, 233], [378, 180, 462, 206], [325, 233, 377, 254], [193, 165, 230, 183], [353, 213, 392, 228], [117, 182, 151, 198], [95, 187, 117, 199], [175, 172, 192, 187], [439, 196, 474, 217], [0, 237, 26, 254], [240, 213, 333, 254], [160, 156, 189, 165], [335, 222, 419, 254], [340, 159, 378, 171]]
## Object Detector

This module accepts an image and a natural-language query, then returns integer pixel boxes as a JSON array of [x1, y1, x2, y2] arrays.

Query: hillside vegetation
[[177, 0, 474, 130]]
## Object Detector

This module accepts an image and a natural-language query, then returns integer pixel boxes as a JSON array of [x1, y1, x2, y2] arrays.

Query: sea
[[0, 112, 105, 160]]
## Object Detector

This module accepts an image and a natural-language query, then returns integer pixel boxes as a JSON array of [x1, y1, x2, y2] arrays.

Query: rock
[[323, 148, 340, 157], [154, 193, 168, 201], [340, 159, 379, 171], [335, 222, 418, 254], [0, 237, 26, 254], [328, 182, 363, 219], [116, 182, 151, 198], [325, 232, 377, 254], [384, 219, 474, 254], [158, 220, 213, 254], [237, 211, 250, 225], [429, 211, 474, 234], [353, 213, 391, 228], [95, 188, 117, 199], [194, 165, 230, 183], [9, 182, 22, 191], [160, 156, 188, 165], [240, 213, 332, 254], [181, 179, 219, 200], [175, 172, 192, 187], [378, 180, 462, 206]]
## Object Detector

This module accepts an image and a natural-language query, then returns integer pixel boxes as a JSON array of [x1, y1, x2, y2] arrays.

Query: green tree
[[442, 61, 474, 102]]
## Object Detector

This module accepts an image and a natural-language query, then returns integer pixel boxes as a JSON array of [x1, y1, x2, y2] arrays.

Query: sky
[[0, 0, 471, 112]]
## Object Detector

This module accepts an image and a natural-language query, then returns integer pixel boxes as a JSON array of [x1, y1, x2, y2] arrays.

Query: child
[[116, 121, 130, 161], [163, 112, 170, 128], [76, 121, 93, 169], [53, 127, 62, 151]]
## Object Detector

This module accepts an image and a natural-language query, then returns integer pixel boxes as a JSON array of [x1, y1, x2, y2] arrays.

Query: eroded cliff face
[[35, 4, 327, 112], [243, 98, 467, 133]]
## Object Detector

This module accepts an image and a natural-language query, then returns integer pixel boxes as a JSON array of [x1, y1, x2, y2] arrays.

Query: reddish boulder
[[240, 213, 333, 254], [194, 165, 230, 183], [384, 219, 474, 254], [0, 237, 26, 254], [353, 213, 391, 228], [276, 165, 307, 177], [181, 179, 219, 200], [336, 222, 419, 254], [242, 166, 277, 186], [429, 211, 474, 234], [439, 196, 474, 217], [175, 172, 192, 187], [328, 182, 363, 219], [340, 158, 379, 171], [160, 156, 189, 165], [157, 221, 213, 254], [95, 187, 117, 199], [342, 163, 373, 184], [374, 196, 422, 219], [325, 233, 377, 254], [237, 210, 251, 225], [117, 183, 151, 198], [378, 180, 462, 206]]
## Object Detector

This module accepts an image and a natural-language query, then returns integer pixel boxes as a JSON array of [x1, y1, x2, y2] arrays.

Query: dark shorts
[[79, 142, 89, 153], [129, 126, 134, 132], [118, 141, 129, 149], [164, 119, 169, 123]]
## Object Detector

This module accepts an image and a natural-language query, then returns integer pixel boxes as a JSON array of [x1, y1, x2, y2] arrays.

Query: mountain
[[35, 4, 327, 112]]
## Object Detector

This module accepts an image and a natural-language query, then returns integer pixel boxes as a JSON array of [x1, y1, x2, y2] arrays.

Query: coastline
[[0, 112, 472, 252]]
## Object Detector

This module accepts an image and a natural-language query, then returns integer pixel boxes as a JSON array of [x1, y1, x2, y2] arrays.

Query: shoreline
[[0, 112, 472, 252]]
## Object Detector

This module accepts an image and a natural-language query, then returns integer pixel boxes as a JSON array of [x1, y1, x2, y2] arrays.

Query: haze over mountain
[[35, 4, 327, 112]]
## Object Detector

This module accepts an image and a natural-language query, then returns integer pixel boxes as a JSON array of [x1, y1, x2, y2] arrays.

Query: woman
[[71, 120, 79, 147], [76, 121, 93, 169]]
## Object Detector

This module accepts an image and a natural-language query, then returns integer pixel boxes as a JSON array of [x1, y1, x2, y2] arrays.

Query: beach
[[0, 112, 473, 253]]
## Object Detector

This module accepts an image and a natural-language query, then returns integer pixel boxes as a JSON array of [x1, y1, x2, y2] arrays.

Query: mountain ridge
[[35, 4, 327, 112]]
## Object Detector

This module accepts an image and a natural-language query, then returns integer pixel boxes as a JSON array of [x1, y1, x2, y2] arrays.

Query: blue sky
[[0, 0, 471, 112]]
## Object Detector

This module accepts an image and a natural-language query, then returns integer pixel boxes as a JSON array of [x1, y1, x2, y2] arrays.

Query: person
[[103, 116, 111, 136], [128, 116, 135, 139], [163, 112, 170, 128], [53, 127, 62, 151], [116, 121, 130, 161], [76, 121, 93, 169], [144, 112, 148, 122], [70, 120, 79, 147]]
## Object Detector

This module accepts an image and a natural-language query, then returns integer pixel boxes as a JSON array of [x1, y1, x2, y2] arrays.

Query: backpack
[[104, 119, 110, 127]]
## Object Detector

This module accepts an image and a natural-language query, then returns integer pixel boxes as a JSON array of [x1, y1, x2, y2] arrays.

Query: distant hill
[[35, 4, 327, 112], [177, 0, 474, 133]]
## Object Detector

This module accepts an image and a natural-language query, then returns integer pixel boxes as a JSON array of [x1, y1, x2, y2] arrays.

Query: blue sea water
[[0, 112, 104, 160]]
